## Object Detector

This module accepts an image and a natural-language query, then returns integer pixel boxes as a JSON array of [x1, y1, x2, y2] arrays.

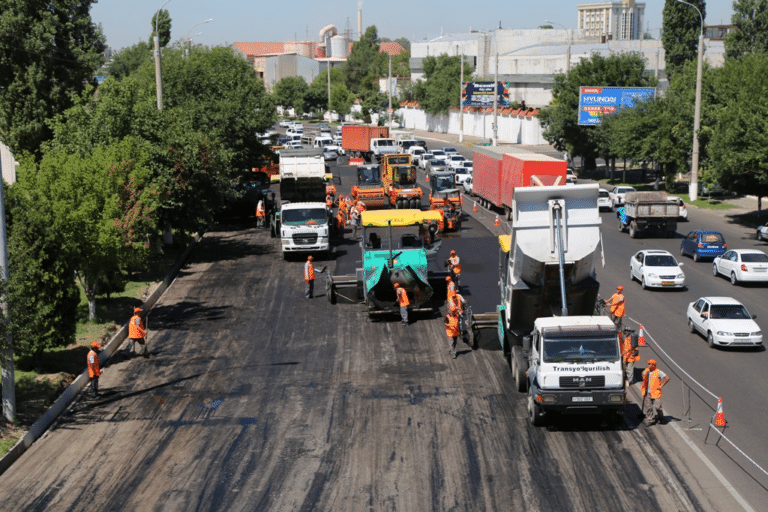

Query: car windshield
[[433, 176, 455, 191], [599, 191, 609, 198], [710, 305, 751, 319], [701, 234, 723, 243], [645, 255, 678, 266], [450, 155, 464, 161], [431, 151, 445, 157], [742, 253, 768, 263], [619, 188, 634, 193], [282, 208, 327, 225], [543, 336, 620, 363]]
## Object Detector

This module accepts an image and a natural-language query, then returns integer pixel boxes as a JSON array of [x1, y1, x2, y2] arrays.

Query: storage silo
[[331, 34, 348, 59]]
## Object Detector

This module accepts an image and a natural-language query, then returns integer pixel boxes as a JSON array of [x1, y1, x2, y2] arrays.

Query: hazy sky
[[91, 0, 735, 52]]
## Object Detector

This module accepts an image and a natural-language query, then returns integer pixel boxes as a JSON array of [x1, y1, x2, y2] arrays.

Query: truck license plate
[[572, 397, 593, 402]]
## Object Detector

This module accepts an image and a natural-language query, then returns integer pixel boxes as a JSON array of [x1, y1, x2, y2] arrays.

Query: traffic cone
[[494, 214, 500, 227], [473, 201, 478, 213], [638, 324, 646, 347], [714, 397, 727, 427]]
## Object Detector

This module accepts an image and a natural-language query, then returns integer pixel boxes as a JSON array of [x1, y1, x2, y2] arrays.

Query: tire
[[641, 277, 648, 290], [528, 385, 545, 426], [707, 331, 716, 348], [512, 346, 526, 393], [411, 198, 420, 209], [630, 267, 635, 282], [693, 251, 699, 263], [680, 245, 686, 257], [618, 220, 625, 232], [396, 198, 403, 209], [629, 222, 637, 239], [688, 317, 696, 333], [730, 272, 738, 286], [712, 264, 719, 277]]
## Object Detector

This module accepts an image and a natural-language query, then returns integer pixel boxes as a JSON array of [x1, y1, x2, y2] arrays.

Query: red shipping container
[[341, 125, 390, 152], [472, 147, 504, 208]]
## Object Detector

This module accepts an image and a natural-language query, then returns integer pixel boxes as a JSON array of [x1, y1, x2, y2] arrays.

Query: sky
[[91, 0, 736, 52]]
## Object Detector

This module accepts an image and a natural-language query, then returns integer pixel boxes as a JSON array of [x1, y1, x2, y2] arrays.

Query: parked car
[[757, 222, 768, 242], [318, 123, 331, 133], [666, 195, 688, 221], [680, 230, 727, 262], [462, 177, 473, 195], [447, 154, 467, 169], [609, 186, 636, 208], [687, 297, 762, 348], [597, 189, 612, 211], [712, 249, 768, 285], [441, 147, 458, 154], [630, 250, 685, 289], [566, 169, 577, 184]]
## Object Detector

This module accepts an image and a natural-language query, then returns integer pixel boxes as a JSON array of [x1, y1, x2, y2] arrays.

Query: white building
[[577, 1, 646, 40]]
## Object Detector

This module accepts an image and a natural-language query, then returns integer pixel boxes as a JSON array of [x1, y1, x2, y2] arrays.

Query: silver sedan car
[[712, 249, 768, 285], [630, 249, 685, 289]]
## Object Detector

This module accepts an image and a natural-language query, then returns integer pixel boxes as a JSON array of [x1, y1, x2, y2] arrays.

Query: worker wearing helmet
[[605, 285, 625, 329], [304, 255, 316, 299], [128, 307, 149, 358], [641, 359, 670, 426], [87, 342, 102, 397], [446, 276, 457, 302], [444, 310, 461, 359], [447, 250, 462, 287], [256, 199, 266, 227], [394, 283, 410, 326], [621, 326, 640, 386]]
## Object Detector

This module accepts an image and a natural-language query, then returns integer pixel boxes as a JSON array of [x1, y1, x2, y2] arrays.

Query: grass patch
[[678, 194, 739, 211]]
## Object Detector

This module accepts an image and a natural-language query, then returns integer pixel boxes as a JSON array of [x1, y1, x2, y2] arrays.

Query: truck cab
[[388, 164, 422, 209], [429, 170, 463, 231], [272, 202, 332, 259], [370, 138, 397, 160]]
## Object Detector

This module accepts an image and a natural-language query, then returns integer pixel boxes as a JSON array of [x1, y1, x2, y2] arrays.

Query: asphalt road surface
[[0, 145, 758, 510]]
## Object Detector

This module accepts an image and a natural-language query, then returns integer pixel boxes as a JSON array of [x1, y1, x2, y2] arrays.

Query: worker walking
[[621, 326, 640, 386], [256, 199, 266, 227], [447, 250, 462, 288], [446, 276, 457, 303], [394, 283, 409, 325], [127, 307, 149, 358], [605, 285, 625, 329], [87, 342, 101, 397], [444, 310, 461, 359], [641, 359, 670, 426], [304, 255, 315, 299], [350, 205, 361, 240]]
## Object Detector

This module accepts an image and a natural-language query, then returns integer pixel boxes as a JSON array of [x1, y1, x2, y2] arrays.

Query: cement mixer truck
[[495, 184, 625, 426]]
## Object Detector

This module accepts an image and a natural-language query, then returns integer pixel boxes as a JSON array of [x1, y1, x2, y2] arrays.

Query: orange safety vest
[[396, 287, 410, 307], [608, 292, 625, 317], [128, 314, 146, 339], [449, 255, 461, 274], [445, 315, 460, 337], [87, 349, 101, 378], [326, 195, 333, 208], [256, 201, 265, 217], [447, 281, 457, 301], [641, 368, 665, 399], [304, 261, 315, 282], [622, 334, 640, 363], [448, 296, 463, 315]]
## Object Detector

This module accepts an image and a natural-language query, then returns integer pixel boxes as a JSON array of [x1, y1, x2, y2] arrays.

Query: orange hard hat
[[445, 276, 452, 281], [308, 255, 314, 261], [91, 342, 100, 349], [647, 359, 657, 366], [617, 285, 624, 291], [393, 283, 400, 288], [134, 307, 142, 313], [450, 250, 456, 254]]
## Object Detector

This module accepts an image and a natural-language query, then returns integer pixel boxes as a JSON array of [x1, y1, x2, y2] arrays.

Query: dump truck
[[350, 164, 389, 209], [325, 210, 447, 317], [271, 148, 332, 258], [494, 184, 625, 426], [381, 154, 423, 209], [473, 146, 566, 220], [429, 169, 463, 231], [341, 125, 394, 164], [617, 191, 679, 238]]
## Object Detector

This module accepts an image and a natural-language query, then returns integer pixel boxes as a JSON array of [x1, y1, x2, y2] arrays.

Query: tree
[[344, 26, 387, 95], [0, 0, 106, 156], [662, 0, 706, 78], [414, 54, 464, 115], [725, 0, 768, 59], [273, 76, 309, 114], [330, 83, 355, 116], [108, 41, 152, 80], [391, 48, 411, 78], [304, 68, 351, 115], [151, 9, 172, 47]]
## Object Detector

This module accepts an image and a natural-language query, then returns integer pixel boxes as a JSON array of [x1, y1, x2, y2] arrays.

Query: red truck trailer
[[472, 146, 566, 219], [341, 125, 390, 165]]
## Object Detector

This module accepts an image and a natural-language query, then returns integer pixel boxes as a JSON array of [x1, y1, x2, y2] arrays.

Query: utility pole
[[388, 54, 393, 128], [492, 52, 498, 147], [459, 45, 464, 143], [327, 62, 331, 122], [0, 154, 14, 422], [154, 0, 171, 110]]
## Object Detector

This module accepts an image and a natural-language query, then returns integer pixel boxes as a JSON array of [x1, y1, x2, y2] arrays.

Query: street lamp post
[[677, 0, 704, 201], [154, 0, 172, 110], [186, 18, 212, 59]]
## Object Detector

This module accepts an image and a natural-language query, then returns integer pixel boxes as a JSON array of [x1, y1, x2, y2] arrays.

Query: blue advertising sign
[[578, 86, 655, 125], [462, 82, 510, 108]]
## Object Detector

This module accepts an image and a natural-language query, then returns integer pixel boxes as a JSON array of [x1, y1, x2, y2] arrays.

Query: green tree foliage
[[413, 54, 464, 115], [390, 48, 411, 78], [662, 0, 706, 78], [0, 0, 105, 156], [304, 68, 353, 115], [273, 76, 309, 114], [725, 0, 768, 59], [538, 53, 657, 169], [108, 41, 152, 80], [344, 25, 387, 95], [330, 83, 355, 116], [151, 8, 172, 47]]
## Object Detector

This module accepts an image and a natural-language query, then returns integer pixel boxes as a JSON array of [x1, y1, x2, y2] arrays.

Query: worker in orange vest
[[641, 359, 670, 426], [304, 255, 315, 299], [621, 326, 640, 386], [256, 199, 266, 227], [447, 249, 462, 287], [605, 285, 625, 329], [446, 276, 457, 302], [87, 342, 102, 397], [326, 194, 334, 210], [394, 283, 410, 326], [127, 306, 149, 358], [444, 310, 461, 359], [350, 205, 361, 239]]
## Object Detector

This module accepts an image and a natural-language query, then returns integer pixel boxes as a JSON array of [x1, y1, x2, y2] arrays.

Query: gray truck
[[617, 191, 679, 239]]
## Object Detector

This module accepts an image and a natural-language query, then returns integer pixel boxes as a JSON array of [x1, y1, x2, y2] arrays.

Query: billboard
[[578, 86, 656, 125], [462, 82, 510, 108]]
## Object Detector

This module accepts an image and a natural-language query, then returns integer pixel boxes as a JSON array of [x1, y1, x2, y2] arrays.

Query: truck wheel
[[528, 386, 545, 426], [512, 346, 526, 393], [411, 198, 420, 209], [395, 198, 402, 209], [629, 223, 637, 239], [618, 220, 625, 232]]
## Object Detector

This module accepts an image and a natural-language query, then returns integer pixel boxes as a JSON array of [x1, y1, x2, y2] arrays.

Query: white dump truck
[[496, 184, 625, 425]]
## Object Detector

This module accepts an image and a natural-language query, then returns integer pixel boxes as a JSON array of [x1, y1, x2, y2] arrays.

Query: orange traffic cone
[[638, 324, 646, 347], [473, 201, 478, 213], [714, 397, 727, 427], [494, 214, 500, 227]]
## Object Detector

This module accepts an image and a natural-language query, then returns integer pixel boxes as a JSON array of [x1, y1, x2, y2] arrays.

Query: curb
[[0, 233, 203, 477]]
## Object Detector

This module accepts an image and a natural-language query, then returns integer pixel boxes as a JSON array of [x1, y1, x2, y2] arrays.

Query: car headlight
[[677, 273, 685, 279], [647, 273, 658, 278], [716, 331, 733, 336], [751, 331, 762, 336]]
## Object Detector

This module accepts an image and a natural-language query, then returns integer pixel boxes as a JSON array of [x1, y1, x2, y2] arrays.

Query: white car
[[687, 297, 762, 348], [666, 195, 688, 220], [408, 146, 426, 164], [441, 147, 458, 154], [609, 186, 636, 208], [463, 161, 473, 171], [566, 177, 575, 185], [447, 154, 467, 169], [757, 222, 768, 242], [278, 119, 291, 128], [454, 167, 472, 186], [462, 177, 473, 195], [430, 149, 448, 161], [597, 189, 612, 211], [712, 249, 768, 285], [566, 169, 577, 184], [630, 250, 685, 289], [419, 154, 436, 170]]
